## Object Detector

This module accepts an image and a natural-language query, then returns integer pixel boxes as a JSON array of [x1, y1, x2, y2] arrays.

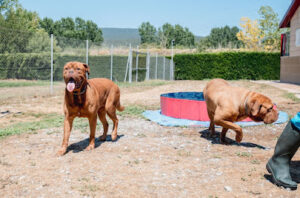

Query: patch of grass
[[85, 184, 99, 192], [251, 159, 261, 164], [116, 80, 170, 88], [118, 105, 146, 118], [247, 191, 261, 195], [79, 184, 100, 196], [124, 148, 131, 152], [133, 159, 140, 164], [283, 92, 300, 102], [0, 113, 64, 138], [78, 177, 90, 182], [73, 118, 89, 133], [0, 160, 11, 166], [212, 155, 221, 159], [241, 177, 247, 181], [26, 112, 45, 118], [0, 113, 98, 138], [136, 133, 146, 138], [0, 80, 58, 88], [236, 151, 252, 157], [177, 150, 191, 157]]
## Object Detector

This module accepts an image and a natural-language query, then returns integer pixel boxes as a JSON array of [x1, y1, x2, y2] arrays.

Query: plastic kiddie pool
[[160, 92, 253, 122]]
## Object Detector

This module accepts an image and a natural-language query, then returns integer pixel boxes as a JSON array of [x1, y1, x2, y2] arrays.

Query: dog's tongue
[[67, 82, 75, 92]]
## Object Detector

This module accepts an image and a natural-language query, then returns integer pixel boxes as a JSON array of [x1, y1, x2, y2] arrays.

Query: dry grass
[[88, 47, 197, 56], [205, 48, 280, 53]]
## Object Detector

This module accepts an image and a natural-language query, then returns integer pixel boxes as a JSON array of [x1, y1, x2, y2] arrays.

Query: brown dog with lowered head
[[56, 61, 124, 156], [203, 79, 278, 144]]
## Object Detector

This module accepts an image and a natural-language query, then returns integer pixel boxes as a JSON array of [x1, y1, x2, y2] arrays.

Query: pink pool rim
[[160, 92, 254, 122]]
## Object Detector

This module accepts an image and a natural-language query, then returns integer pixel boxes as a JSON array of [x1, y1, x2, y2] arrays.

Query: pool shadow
[[199, 129, 268, 150], [264, 161, 300, 187], [66, 134, 124, 154]]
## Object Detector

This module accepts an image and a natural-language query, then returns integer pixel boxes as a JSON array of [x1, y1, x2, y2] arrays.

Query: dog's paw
[[209, 132, 216, 138], [220, 138, 229, 145], [85, 144, 95, 151], [99, 135, 107, 141], [56, 148, 66, 156], [235, 134, 243, 143], [111, 133, 118, 141]]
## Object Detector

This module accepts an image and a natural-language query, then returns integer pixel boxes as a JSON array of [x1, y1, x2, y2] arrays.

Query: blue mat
[[143, 110, 289, 127]]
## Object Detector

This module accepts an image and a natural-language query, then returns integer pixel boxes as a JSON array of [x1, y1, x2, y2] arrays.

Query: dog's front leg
[[85, 114, 97, 151], [214, 118, 243, 143], [56, 116, 75, 156]]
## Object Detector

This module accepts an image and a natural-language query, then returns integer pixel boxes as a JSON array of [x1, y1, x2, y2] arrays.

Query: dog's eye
[[65, 68, 68, 70], [267, 108, 272, 112], [76, 68, 81, 71]]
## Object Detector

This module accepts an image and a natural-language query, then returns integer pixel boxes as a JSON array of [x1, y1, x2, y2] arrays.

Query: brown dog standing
[[203, 79, 278, 144], [57, 61, 124, 156]]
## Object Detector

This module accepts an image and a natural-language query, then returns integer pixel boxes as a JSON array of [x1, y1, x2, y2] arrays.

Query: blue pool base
[[143, 110, 289, 127]]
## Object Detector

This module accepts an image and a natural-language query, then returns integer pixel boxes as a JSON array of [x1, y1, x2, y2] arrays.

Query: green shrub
[[0, 53, 51, 80], [174, 52, 280, 80], [0, 54, 130, 81]]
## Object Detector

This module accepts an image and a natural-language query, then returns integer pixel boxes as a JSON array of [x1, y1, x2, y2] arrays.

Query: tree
[[208, 26, 243, 48], [158, 23, 174, 48], [236, 17, 262, 50], [86, 20, 103, 43], [0, 6, 41, 53], [197, 37, 211, 52], [158, 23, 195, 48], [0, 0, 18, 14], [39, 17, 54, 34], [237, 6, 283, 51], [26, 28, 61, 53], [174, 25, 194, 47], [138, 22, 157, 44], [197, 26, 243, 51], [258, 5, 281, 51], [40, 17, 103, 48]]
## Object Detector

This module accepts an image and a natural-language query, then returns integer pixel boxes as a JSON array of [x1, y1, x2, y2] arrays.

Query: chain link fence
[[0, 27, 174, 93]]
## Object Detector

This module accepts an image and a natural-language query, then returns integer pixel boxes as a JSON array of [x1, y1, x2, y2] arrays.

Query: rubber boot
[[266, 121, 300, 190]]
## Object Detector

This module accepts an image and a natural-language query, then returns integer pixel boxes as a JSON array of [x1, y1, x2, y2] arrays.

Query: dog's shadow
[[264, 161, 300, 186], [199, 129, 268, 150], [66, 134, 124, 154]]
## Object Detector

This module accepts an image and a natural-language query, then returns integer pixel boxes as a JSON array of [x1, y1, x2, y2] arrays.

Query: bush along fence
[[0, 53, 174, 82], [174, 52, 280, 80]]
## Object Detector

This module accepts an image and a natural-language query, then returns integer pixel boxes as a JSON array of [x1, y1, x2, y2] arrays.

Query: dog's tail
[[116, 102, 125, 112]]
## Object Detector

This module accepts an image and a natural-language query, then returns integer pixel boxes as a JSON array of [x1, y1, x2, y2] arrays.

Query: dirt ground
[[0, 80, 300, 198]]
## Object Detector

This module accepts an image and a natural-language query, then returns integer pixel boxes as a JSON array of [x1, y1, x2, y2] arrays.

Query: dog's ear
[[250, 99, 262, 117], [83, 63, 90, 75]]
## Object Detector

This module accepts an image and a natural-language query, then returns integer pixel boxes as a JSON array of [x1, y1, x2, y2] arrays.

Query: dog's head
[[63, 62, 90, 93], [248, 93, 278, 124]]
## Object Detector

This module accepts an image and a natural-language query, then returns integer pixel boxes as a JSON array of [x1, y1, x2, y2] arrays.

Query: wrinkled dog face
[[249, 94, 278, 124], [63, 62, 90, 92]]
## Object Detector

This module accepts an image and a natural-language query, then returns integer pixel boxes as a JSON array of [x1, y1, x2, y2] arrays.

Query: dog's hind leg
[[220, 128, 229, 144], [105, 92, 119, 141], [106, 110, 118, 141], [208, 112, 215, 137], [98, 110, 109, 141]]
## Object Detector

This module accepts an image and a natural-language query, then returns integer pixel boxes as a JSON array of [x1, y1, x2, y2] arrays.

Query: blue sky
[[19, 0, 291, 36]]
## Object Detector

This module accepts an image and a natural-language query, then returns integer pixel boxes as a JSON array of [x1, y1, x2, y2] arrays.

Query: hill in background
[[101, 27, 201, 47], [101, 27, 140, 47]]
